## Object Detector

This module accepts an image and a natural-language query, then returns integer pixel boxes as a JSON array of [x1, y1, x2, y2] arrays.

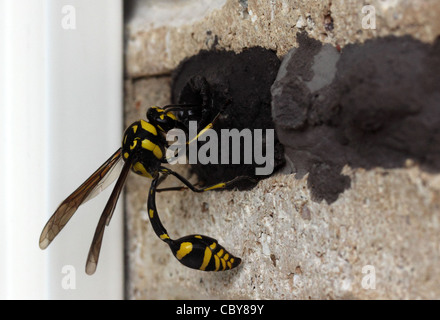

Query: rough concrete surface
[[125, 0, 440, 77], [124, 0, 440, 299]]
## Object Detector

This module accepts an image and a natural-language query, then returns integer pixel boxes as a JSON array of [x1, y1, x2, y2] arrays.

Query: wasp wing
[[39, 148, 123, 250], [85, 158, 131, 275], [83, 153, 124, 204]]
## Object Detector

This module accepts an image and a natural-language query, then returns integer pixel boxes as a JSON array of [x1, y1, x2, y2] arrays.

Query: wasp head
[[146, 106, 179, 132]]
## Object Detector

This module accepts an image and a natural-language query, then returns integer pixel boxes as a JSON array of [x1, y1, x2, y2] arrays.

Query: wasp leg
[[161, 104, 202, 111], [187, 112, 220, 145], [147, 175, 241, 271], [159, 166, 256, 192], [161, 112, 222, 164], [155, 181, 201, 193]]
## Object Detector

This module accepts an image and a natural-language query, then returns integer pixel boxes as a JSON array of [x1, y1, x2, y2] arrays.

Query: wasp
[[39, 104, 246, 275]]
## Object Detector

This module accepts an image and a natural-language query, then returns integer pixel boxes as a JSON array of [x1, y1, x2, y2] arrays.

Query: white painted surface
[[0, 0, 123, 299]]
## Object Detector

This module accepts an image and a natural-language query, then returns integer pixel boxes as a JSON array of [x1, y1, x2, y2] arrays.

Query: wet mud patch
[[171, 47, 285, 189], [272, 32, 440, 203]]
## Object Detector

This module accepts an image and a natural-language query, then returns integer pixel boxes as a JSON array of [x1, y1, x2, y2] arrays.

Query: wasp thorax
[[121, 120, 164, 179]]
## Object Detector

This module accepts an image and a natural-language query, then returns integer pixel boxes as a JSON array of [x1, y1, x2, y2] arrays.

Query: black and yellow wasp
[[39, 105, 244, 275]]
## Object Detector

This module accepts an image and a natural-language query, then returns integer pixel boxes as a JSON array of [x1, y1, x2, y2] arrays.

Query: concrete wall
[[124, 0, 440, 299]]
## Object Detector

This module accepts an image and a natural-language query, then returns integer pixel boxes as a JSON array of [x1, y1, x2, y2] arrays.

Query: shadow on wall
[[272, 32, 440, 203]]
